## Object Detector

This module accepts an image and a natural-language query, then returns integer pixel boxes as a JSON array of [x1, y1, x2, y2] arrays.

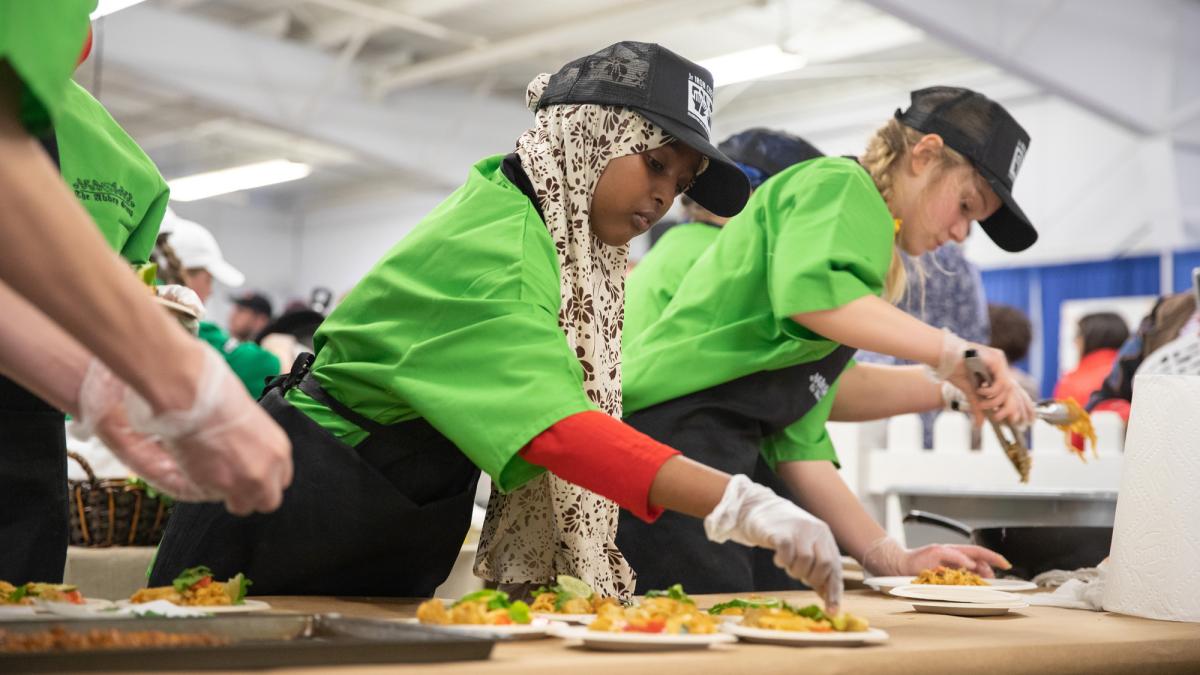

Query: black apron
[[150, 354, 480, 596], [617, 345, 855, 594], [0, 133, 70, 584]]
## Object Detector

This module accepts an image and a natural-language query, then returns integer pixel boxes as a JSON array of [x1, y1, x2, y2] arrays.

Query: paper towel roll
[[1102, 374, 1200, 622]]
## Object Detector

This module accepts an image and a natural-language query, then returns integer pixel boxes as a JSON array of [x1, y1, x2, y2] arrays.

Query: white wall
[[170, 198, 299, 330], [294, 188, 453, 299]]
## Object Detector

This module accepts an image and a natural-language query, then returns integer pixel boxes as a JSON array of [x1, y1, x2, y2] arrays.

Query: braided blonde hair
[[153, 233, 190, 286], [860, 118, 969, 304]]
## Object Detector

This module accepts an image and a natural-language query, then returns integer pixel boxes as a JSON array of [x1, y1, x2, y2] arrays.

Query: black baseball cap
[[718, 128, 823, 188], [537, 41, 751, 218], [896, 86, 1037, 252], [231, 291, 273, 318]]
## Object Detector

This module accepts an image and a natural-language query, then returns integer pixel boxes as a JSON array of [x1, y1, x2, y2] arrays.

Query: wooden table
[[167, 590, 1200, 675]]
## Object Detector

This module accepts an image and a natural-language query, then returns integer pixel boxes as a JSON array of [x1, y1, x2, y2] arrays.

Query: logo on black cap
[[686, 73, 713, 134], [1008, 140, 1027, 183]]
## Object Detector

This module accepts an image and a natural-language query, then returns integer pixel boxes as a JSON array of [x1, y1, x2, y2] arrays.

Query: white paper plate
[[533, 612, 595, 625], [551, 625, 735, 651], [865, 576, 1036, 593], [889, 585, 1022, 604], [0, 605, 38, 620], [909, 599, 1029, 617], [115, 599, 271, 614], [33, 598, 116, 618], [724, 623, 889, 647], [403, 617, 554, 640]]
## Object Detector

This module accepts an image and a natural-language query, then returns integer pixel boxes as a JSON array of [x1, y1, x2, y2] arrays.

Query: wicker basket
[[67, 452, 173, 547]]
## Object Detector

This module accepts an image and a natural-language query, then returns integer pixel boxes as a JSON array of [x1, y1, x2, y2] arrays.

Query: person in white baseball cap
[[158, 209, 281, 398], [159, 209, 245, 303]]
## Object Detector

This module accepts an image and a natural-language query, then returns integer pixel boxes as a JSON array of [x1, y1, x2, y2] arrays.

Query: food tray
[[0, 613, 494, 671]]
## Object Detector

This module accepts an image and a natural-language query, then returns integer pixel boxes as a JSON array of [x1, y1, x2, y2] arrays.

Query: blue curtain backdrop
[[982, 256, 1161, 397], [1172, 250, 1200, 293]]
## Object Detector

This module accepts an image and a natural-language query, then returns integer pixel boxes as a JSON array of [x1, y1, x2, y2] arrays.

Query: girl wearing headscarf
[[151, 42, 846, 610]]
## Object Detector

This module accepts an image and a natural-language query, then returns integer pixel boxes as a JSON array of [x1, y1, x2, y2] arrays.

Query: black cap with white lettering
[[896, 86, 1036, 252], [538, 41, 751, 217]]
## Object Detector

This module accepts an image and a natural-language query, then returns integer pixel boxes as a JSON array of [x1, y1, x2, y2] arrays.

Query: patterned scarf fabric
[[473, 73, 678, 600]]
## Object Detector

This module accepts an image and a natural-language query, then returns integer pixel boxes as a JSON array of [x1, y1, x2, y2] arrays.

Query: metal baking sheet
[[0, 613, 494, 671]]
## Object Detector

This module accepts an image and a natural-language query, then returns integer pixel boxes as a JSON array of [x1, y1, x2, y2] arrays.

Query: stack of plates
[[888, 585, 1030, 616]]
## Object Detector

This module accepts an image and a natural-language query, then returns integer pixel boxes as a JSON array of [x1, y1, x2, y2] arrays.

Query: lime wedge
[[556, 574, 593, 600]]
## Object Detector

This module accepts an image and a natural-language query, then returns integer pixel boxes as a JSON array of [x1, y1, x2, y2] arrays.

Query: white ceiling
[[82, 0, 1031, 209]]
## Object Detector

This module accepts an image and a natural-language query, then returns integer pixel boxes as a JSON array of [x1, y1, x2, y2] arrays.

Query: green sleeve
[[120, 183, 169, 264], [385, 304, 599, 492], [0, 1, 93, 134], [766, 164, 893, 321], [760, 359, 855, 470]]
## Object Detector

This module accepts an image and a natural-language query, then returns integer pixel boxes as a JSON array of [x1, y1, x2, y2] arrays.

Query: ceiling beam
[[101, 4, 530, 188], [370, 0, 754, 95]]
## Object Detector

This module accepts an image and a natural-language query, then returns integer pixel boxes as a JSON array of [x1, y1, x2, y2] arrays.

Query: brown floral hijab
[[474, 73, 699, 600]]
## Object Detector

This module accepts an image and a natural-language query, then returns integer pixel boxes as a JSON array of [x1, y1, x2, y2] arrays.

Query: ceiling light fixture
[[698, 45, 809, 88], [91, 0, 150, 19], [168, 160, 313, 202]]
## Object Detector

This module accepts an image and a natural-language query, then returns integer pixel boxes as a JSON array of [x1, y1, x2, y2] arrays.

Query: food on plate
[[129, 566, 251, 606], [0, 627, 228, 652], [2, 581, 85, 605], [914, 566, 987, 586], [416, 589, 532, 625], [706, 596, 786, 616], [587, 584, 718, 635], [741, 604, 870, 633], [529, 574, 619, 615]]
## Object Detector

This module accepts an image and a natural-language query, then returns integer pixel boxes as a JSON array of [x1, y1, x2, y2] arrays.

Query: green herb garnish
[[172, 566, 214, 593], [706, 597, 785, 615], [643, 584, 693, 604]]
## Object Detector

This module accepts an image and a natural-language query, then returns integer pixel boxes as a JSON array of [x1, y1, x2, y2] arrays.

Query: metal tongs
[[964, 349, 1032, 482]]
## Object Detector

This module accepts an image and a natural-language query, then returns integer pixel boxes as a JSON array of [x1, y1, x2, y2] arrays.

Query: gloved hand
[[941, 379, 1036, 429], [155, 284, 204, 334], [928, 329, 1033, 427], [705, 474, 842, 612], [861, 535, 1012, 578], [124, 346, 293, 515], [67, 358, 207, 500]]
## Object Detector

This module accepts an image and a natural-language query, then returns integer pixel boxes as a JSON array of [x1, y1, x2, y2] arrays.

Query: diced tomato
[[811, 625, 832, 632], [62, 590, 84, 605], [492, 615, 513, 625], [191, 576, 213, 589], [624, 619, 665, 633]]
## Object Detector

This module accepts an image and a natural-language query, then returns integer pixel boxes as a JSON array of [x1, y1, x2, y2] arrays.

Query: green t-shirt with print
[[56, 82, 170, 263]]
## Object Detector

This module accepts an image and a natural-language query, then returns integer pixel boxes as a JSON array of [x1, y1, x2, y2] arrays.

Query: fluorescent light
[[168, 160, 312, 202], [91, 0, 149, 19], [699, 45, 808, 88]]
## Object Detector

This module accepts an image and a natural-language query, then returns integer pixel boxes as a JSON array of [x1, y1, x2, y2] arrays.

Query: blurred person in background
[[1087, 291, 1197, 422], [228, 292, 274, 343], [1054, 312, 1129, 406], [159, 211, 281, 399], [988, 303, 1039, 399]]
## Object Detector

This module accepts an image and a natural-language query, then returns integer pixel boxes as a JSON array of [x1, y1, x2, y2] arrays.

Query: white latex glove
[[861, 536, 1012, 578], [155, 284, 205, 334], [928, 329, 1030, 427], [67, 359, 207, 500], [705, 474, 842, 611], [125, 346, 293, 515], [941, 379, 1036, 429]]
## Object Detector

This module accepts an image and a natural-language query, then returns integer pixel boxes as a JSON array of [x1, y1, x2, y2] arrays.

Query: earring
[[893, 218, 902, 234]]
